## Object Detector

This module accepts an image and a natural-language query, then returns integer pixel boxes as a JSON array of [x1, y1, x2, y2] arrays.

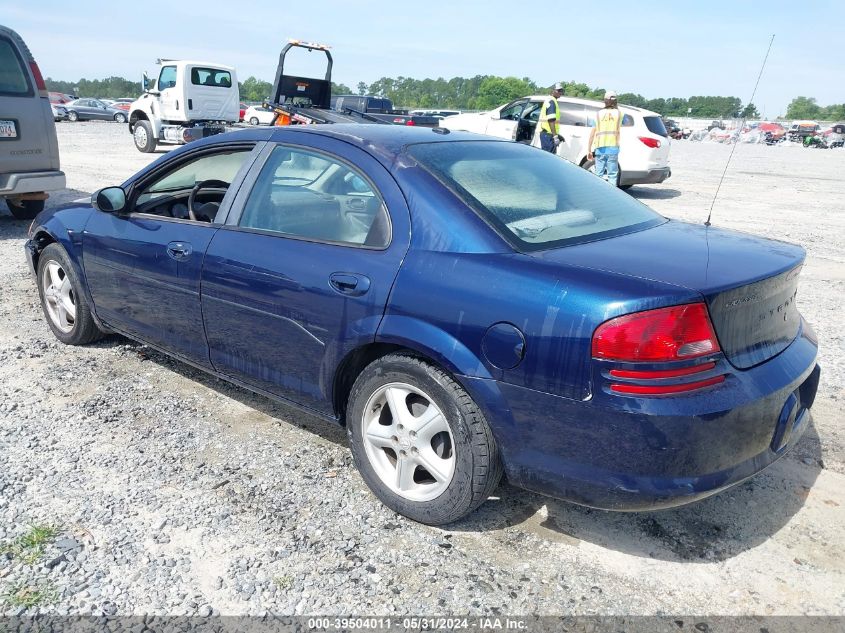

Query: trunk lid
[[533, 220, 805, 369]]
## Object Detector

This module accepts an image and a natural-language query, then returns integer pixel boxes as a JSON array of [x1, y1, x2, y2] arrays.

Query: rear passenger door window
[[239, 145, 391, 248], [0, 36, 31, 96]]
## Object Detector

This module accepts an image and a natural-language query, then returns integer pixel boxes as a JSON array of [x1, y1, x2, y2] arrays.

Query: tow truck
[[264, 40, 437, 127]]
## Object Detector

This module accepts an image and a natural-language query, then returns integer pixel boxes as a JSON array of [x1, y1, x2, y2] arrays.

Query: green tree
[[356, 81, 368, 96], [785, 96, 821, 120], [475, 76, 538, 110], [740, 103, 760, 118]]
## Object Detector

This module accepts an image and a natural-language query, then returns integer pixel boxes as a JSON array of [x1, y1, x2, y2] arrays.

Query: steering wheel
[[187, 179, 230, 221]]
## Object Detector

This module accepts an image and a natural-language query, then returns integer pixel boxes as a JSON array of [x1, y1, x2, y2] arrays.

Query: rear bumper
[[620, 167, 671, 186], [0, 170, 65, 196], [469, 320, 819, 510]]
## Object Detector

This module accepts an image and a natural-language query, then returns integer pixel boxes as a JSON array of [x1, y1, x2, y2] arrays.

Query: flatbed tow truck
[[264, 40, 437, 127]]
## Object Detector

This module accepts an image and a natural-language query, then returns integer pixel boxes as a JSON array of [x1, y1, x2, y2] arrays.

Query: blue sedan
[[25, 125, 820, 525]]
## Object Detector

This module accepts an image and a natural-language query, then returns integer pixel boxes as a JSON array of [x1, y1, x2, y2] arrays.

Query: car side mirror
[[490, 111, 501, 120], [92, 187, 127, 214]]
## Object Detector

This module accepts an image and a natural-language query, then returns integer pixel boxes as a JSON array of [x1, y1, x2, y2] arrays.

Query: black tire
[[36, 243, 104, 346], [133, 119, 156, 153], [67, 110, 79, 122], [6, 198, 45, 220], [249, 117, 259, 126], [114, 112, 127, 123], [347, 353, 502, 525], [619, 184, 633, 191]]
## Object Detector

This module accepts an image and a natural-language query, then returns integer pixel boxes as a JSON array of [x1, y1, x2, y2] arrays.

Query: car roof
[[516, 94, 658, 117], [191, 125, 505, 168], [273, 124, 503, 158]]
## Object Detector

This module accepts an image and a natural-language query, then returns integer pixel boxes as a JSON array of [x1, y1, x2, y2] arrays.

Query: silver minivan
[[0, 25, 64, 219]]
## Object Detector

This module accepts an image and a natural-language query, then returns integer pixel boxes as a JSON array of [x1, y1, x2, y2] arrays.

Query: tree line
[[45, 75, 843, 121]]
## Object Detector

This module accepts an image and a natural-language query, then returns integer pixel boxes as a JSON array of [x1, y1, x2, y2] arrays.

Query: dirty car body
[[25, 126, 820, 521]]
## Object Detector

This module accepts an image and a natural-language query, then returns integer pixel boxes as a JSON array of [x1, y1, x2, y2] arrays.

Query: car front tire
[[133, 120, 156, 153], [36, 244, 104, 346], [6, 198, 45, 220], [347, 353, 502, 525]]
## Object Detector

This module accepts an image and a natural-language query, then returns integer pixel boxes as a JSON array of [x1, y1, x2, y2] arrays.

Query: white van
[[0, 25, 65, 219], [440, 95, 671, 188]]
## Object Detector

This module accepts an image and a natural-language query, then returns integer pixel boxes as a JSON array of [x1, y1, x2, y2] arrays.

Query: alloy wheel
[[361, 382, 455, 502], [41, 261, 76, 333]]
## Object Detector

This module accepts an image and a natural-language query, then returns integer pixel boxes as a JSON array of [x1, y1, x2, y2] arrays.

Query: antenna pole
[[705, 34, 775, 226]]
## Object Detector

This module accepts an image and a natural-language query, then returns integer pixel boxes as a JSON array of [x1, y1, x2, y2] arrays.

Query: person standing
[[587, 90, 623, 184], [539, 83, 565, 153]]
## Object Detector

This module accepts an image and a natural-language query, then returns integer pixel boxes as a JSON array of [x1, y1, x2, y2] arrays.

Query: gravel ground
[[0, 121, 843, 617]]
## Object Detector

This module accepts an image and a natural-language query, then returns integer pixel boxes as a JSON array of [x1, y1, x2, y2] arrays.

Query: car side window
[[499, 100, 526, 121], [560, 103, 589, 126], [239, 145, 391, 248], [158, 65, 177, 90], [133, 149, 254, 220]]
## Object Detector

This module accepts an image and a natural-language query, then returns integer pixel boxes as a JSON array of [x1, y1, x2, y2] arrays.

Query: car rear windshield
[[644, 115, 668, 137], [0, 37, 32, 96], [407, 141, 664, 251]]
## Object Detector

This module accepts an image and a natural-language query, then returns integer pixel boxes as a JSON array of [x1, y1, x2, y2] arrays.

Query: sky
[[5, 0, 844, 117]]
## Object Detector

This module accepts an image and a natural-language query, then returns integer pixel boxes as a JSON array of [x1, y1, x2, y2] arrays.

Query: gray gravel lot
[[0, 121, 843, 617]]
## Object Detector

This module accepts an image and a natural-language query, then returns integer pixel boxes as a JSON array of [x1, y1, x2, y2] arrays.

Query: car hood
[[532, 220, 806, 369]]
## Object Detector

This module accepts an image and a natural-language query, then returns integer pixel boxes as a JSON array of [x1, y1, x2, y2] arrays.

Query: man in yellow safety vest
[[587, 90, 623, 185], [538, 83, 565, 153]]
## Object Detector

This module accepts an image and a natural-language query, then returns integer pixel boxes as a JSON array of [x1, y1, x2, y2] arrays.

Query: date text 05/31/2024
[[307, 617, 528, 630]]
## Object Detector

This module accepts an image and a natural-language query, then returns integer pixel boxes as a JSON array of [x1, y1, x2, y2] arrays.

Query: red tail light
[[592, 303, 720, 362], [638, 136, 661, 148], [30, 61, 48, 97]]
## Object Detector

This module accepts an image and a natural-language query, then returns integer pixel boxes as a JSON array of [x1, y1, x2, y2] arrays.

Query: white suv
[[440, 95, 671, 188]]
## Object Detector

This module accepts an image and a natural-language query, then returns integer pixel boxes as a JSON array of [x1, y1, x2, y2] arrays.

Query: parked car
[[410, 109, 462, 119], [48, 91, 75, 105], [25, 125, 820, 524], [51, 104, 69, 121], [239, 102, 248, 122], [664, 118, 685, 139], [110, 99, 132, 112], [440, 95, 671, 188], [65, 98, 128, 123], [244, 104, 275, 125], [0, 24, 65, 219]]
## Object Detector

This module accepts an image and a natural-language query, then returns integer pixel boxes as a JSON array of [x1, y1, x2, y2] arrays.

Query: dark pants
[[540, 131, 556, 153]]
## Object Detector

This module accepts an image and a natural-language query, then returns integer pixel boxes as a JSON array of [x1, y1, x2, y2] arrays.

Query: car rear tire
[[36, 243, 104, 346], [133, 120, 156, 153], [114, 112, 127, 123], [249, 117, 259, 126], [6, 198, 45, 220], [347, 353, 502, 525], [67, 111, 78, 122]]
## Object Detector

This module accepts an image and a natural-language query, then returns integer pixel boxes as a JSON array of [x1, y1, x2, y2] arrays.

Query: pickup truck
[[331, 95, 440, 127]]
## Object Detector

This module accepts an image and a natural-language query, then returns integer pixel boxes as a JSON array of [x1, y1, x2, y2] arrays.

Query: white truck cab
[[128, 60, 239, 153]]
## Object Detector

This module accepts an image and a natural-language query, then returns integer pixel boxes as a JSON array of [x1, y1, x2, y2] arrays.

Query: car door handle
[[329, 273, 370, 297], [166, 241, 192, 260]]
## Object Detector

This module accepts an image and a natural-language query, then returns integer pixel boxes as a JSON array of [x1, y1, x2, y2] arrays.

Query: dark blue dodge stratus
[[25, 125, 820, 524]]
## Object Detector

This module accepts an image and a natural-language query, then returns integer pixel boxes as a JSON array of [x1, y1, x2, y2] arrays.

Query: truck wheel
[[133, 120, 156, 153], [113, 112, 127, 123], [249, 117, 259, 126], [6, 198, 45, 220]]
